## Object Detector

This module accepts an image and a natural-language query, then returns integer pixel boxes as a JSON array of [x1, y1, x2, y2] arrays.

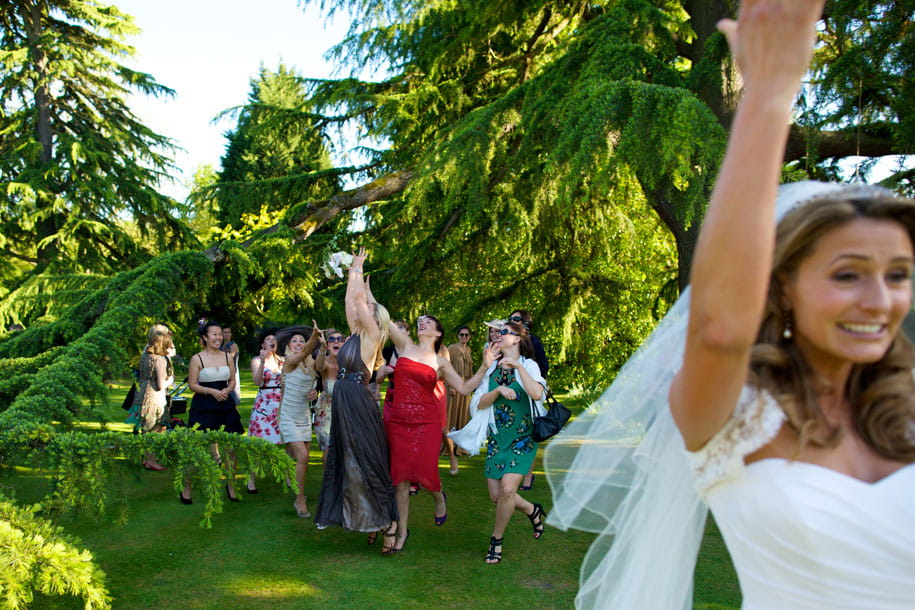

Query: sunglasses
[[327, 336, 345, 343], [508, 315, 523, 323], [499, 328, 520, 337], [458, 332, 470, 337]]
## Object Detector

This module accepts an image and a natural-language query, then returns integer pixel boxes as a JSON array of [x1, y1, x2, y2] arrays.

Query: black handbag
[[168, 379, 189, 415], [120, 383, 137, 411], [530, 390, 571, 442], [168, 395, 187, 415]]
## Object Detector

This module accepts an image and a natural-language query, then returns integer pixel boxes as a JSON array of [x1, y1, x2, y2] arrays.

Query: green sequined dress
[[483, 367, 538, 479]]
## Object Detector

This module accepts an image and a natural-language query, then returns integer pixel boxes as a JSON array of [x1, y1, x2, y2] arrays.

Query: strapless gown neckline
[[707, 458, 915, 610]]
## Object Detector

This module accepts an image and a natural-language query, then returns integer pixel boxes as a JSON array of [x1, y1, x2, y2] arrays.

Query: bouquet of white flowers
[[321, 251, 354, 279]]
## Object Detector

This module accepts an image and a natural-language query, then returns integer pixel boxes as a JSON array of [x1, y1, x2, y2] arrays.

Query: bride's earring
[[782, 309, 793, 340]]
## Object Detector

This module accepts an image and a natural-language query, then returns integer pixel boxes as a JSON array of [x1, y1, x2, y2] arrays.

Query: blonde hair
[[750, 188, 915, 461], [146, 323, 171, 356], [372, 302, 391, 370]]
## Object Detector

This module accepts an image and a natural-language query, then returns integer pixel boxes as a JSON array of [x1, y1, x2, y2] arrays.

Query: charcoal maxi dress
[[314, 334, 398, 532]]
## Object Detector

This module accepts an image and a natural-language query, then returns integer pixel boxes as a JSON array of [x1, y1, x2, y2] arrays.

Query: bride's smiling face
[[783, 217, 914, 375]]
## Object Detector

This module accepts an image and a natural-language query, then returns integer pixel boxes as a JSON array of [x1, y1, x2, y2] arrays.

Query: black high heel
[[527, 503, 545, 539], [179, 492, 192, 505], [381, 524, 399, 556], [485, 536, 503, 564]]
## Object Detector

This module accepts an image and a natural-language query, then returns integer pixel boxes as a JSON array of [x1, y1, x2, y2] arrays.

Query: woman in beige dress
[[445, 325, 474, 475], [132, 322, 174, 470]]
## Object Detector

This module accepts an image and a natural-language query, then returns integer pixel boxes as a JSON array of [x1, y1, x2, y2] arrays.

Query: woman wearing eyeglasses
[[314, 329, 345, 466], [450, 321, 547, 564], [445, 326, 474, 475]]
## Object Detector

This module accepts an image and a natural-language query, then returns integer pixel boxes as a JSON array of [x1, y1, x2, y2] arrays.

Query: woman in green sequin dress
[[469, 321, 547, 564]]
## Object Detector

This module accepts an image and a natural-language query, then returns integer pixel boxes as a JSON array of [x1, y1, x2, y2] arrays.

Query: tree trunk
[[683, 1, 740, 128], [26, 1, 52, 164], [26, 0, 58, 271]]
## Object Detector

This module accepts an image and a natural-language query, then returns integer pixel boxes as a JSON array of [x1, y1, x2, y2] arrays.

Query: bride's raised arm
[[669, 0, 825, 450]]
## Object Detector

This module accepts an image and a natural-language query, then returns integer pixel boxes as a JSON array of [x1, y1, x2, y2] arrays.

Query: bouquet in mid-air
[[321, 251, 354, 279]]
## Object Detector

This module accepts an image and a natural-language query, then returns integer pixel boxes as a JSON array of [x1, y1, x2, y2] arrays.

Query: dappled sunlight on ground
[[231, 577, 320, 601]]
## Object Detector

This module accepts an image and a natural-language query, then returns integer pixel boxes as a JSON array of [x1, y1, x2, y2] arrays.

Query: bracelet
[[349, 270, 363, 275]]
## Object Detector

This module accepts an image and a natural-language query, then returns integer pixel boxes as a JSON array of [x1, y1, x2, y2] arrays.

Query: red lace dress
[[384, 358, 443, 492]]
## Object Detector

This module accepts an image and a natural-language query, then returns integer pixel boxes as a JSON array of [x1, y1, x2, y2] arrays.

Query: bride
[[546, 1, 915, 608]]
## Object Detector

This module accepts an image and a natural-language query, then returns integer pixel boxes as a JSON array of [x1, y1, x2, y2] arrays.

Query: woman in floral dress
[[245, 332, 284, 493], [459, 321, 546, 564]]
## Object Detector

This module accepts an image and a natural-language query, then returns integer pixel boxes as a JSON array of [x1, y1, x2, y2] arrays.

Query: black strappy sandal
[[485, 536, 503, 564], [527, 503, 545, 539], [381, 524, 398, 556]]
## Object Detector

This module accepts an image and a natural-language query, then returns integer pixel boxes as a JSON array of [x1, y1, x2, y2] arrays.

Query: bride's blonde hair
[[750, 186, 915, 461]]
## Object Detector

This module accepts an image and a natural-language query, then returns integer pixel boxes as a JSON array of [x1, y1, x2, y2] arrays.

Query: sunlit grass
[[8, 371, 739, 609]]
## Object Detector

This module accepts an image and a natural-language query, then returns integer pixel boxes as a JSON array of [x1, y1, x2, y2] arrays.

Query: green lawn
[[5, 372, 740, 609]]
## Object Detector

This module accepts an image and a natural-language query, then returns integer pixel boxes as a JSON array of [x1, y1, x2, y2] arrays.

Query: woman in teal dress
[[465, 321, 547, 564]]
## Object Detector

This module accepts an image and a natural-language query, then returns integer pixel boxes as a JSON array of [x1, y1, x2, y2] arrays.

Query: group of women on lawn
[[131, 2, 915, 604], [136, 247, 549, 562]]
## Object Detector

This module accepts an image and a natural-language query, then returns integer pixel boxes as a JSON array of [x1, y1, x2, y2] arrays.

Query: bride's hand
[[350, 246, 367, 270], [717, 0, 824, 104]]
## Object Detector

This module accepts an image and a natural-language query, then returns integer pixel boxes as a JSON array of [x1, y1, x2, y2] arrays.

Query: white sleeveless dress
[[688, 386, 915, 609], [278, 366, 317, 443]]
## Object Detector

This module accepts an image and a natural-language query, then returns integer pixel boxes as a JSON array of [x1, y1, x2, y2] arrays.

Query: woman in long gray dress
[[314, 248, 398, 553]]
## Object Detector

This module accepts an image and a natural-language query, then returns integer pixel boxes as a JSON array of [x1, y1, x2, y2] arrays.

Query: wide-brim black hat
[[275, 325, 314, 356]]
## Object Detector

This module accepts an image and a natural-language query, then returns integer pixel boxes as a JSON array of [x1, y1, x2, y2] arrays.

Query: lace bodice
[[687, 385, 915, 609], [687, 385, 786, 496]]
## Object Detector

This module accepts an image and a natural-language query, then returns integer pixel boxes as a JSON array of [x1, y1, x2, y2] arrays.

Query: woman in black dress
[[314, 249, 399, 553]]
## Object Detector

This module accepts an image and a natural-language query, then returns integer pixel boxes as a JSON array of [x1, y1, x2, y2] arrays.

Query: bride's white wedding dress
[[690, 386, 915, 610]]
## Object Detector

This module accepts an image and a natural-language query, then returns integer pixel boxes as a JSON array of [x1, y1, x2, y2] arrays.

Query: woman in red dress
[[383, 315, 492, 552]]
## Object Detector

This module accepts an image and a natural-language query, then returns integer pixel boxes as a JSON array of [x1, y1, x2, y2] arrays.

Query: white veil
[[544, 181, 858, 609]]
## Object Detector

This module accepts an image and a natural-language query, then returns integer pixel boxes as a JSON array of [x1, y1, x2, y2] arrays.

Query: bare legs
[[386, 481, 445, 554], [393, 481, 412, 551], [180, 444, 237, 503], [142, 424, 166, 470], [287, 440, 311, 517], [485, 473, 540, 562], [445, 436, 459, 475]]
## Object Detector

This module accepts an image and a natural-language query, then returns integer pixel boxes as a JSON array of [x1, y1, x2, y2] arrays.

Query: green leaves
[[0, 494, 111, 609], [0, 0, 187, 283]]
